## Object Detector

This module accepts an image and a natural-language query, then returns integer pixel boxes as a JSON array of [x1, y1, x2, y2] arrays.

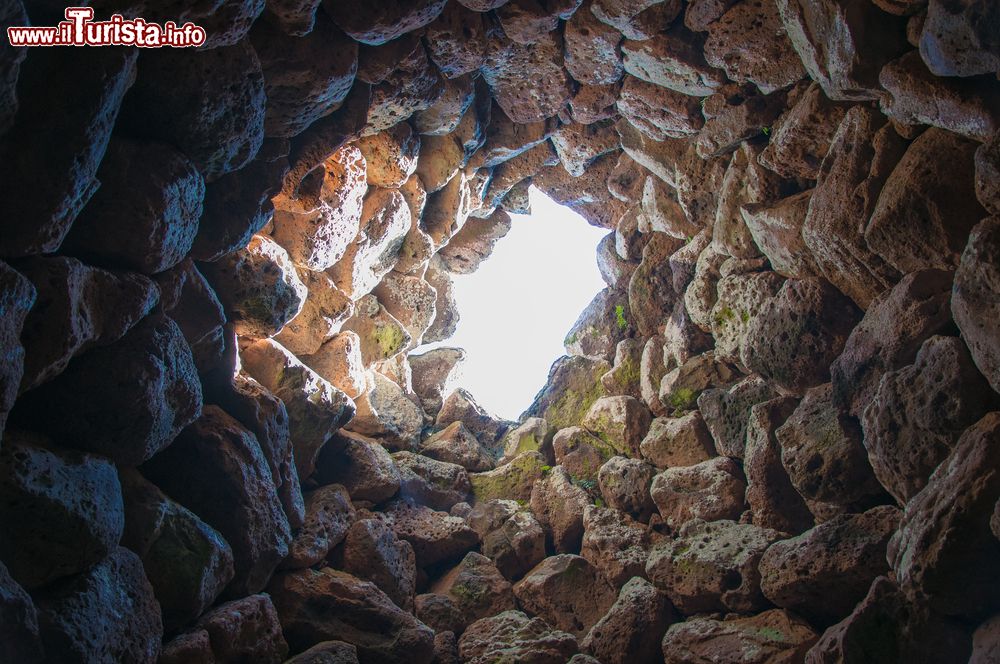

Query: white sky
[[417, 187, 609, 421]]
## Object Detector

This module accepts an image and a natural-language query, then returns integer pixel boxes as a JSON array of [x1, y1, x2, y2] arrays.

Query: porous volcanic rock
[[513, 554, 617, 638]]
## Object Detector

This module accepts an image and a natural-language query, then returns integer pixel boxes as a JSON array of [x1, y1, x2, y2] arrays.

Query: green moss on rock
[[469, 451, 548, 502]]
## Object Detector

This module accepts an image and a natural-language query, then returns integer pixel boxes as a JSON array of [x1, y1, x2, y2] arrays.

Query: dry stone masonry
[[1, 0, 999, 662]]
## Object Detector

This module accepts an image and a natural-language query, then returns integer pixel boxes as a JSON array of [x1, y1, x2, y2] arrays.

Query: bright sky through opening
[[418, 187, 609, 421]]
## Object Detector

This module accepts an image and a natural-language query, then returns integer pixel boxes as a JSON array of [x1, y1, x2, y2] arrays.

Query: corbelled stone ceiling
[[1, 0, 999, 662]]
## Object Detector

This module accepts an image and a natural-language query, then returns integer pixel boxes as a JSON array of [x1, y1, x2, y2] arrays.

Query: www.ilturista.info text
[[7, 7, 207, 48]]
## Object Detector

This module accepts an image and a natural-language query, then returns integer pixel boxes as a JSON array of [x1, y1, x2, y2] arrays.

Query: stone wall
[[1, 0, 1000, 662]]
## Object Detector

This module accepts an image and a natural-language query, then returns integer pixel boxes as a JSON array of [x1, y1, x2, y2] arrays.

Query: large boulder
[[805, 576, 971, 663], [383, 500, 480, 567], [201, 234, 307, 338], [314, 431, 401, 504], [363, 39, 446, 134], [322, 0, 447, 45], [438, 209, 512, 274], [282, 484, 356, 570], [683, 241, 729, 332], [616, 76, 705, 140], [467, 500, 547, 582], [564, 288, 631, 362], [0, 560, 42, 663], [709, 270, 785, 369], [620, 23, 725, 96], [251, 13, 358, 139], [335, 518, 416, 612], [650, 457, 746, 529], [429, 552, 516, 631], [15, 313, 202, 466], [696, 375, 777, 459], [866, 127, 985, 273], [0, 48, 137, 257], [592, 0, 682, 40], [889, 413, 1000, 620], [436, 388, 510, 450], [597, 455, 657, 522], [831, 269, 956, 418], [208, 372, 305, 529], [119, 469, 234, 633], [952, 217, 1000, 395], [392, 451, 471, 512], [659, 352, 738, 417], [240, 339, 356, 478], [0, 433, 124, 590], [470, 451, 548, 503], [776, 384, 887, 521], [861, 335, 998, 504], [581, 577, 675, 664], [639, 413, 715, 470], [141, 406, 292, 597], [743, 278, 862, 395], [270, 144, 367, 272], [581, 395, 652, 458], [61, 138, 203, 276], [424, 257, 461, 342], [356, 123, 419, 188], [328, 187, 412, 300], [420, 422, 495, 472], [371, 272, 437, 347], [268, 568, 435, 664], [711, 142, 785, 259], [349, 372, 424, 451], [274, 271, 355, 358], [775, 0, 907, 101], [758, 82, 850, 180], [646, 520, 784, 615], [628, 232, 684, 336], [695, 90, 789, 158], [193, 594, 289, 664], [513, 555, 617, 638], [879, 51, 1000, 142], [339, 294, 411, 366], [801, 106, 903, 308], [458, 611, 578, 664], [481, 29, 572, 124], [33, 547, 162, 664], [744, 397, 814, 535], [639, 335, 669, 415], [530, 465, 592, 553], [0, 262, 34, 439], [551, 122, 621, 178], [499, 417, 556, 466], [190, 137, 289, 262], [300, 332, 367, 400], [522, 355, 611, 431], [703, 0, 805, 93], [977, 135, 1000, 215], [120, 42, 265, 181], [565, 3, 625, 85], [553, 425, 617, 487], [154, 259, 227, 373], [424, 4, 487, 78], [759, 506, 900, 626], [741, 190, 820, 280], [409, 347, 466, 418], [661, 609, 818, 664], [580, 505, 662, 587], [918, 0, 1000, 77]]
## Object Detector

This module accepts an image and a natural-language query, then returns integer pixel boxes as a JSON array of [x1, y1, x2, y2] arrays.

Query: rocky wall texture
[[1, 0, 1000, 662]]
